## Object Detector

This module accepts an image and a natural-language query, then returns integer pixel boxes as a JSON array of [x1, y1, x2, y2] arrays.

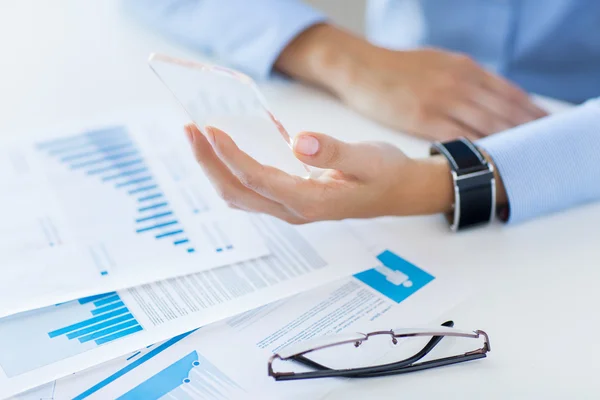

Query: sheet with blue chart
[[0, 118, 269, 318], [9, 244, 468, 400], [0, 209, 382, 398]]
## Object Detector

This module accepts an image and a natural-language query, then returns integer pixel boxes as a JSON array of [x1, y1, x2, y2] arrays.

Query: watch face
[[433, 139, 494, 231], [441, 139, 486, 175]]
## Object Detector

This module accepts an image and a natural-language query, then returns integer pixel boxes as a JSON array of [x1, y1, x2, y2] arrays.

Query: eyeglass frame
[[268, 321, 491, 381]]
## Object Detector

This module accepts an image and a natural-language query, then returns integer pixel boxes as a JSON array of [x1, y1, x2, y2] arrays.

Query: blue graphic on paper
[[73, 331, 196, 400], [354, 250, 434, 303], [0, 293, 143, 377], [118, 350, 242, 400], [36, 126, 198, 255]]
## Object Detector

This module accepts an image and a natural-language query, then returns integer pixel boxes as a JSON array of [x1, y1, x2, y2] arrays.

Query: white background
[[1, 1, 599, 399]]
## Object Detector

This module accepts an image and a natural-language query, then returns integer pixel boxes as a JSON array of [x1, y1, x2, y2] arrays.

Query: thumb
[[292, 132, 373, 178]]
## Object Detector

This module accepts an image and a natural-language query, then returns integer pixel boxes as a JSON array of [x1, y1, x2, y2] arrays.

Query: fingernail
[[294, 135, 319, 156], [205, 126, 216, 146], [184, 124, 194, 144]]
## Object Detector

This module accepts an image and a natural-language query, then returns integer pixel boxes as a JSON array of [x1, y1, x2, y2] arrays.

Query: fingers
[[205, 126, 317, 207], [184, 124, 302, 223], [444, 99, 513, 137], [480, 70, 548, 119], [292, 132, 377, 178], [418, 117, 481, 142], [465, 85, 538, 127]]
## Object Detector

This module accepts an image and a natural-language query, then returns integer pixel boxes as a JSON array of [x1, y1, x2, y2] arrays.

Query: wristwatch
[[430, 138, 496, 231]]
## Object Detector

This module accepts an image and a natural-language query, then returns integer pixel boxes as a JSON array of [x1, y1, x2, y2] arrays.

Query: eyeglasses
[[268, 321, 490, 381]]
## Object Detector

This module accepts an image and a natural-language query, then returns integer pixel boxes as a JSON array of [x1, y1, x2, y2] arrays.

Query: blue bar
[[78, 292, 115, 305], [156, 230, 183, 239], [93, 294, 121, 307], [91, 301, 125, 315], [87, 159, 144, 175], [136, 220, 178, 234], [70, 150, 139, 169], [136, 211, 173, 223], [66, 314, 135, 339], [95, 324, 144, 345], [226, 245, 233, 249], [46, 137, 129, 155], [85, 127, 127, 138], [102, 167, 148, 182], [138, 202, 168, 212], [173, 239, 189, 245], [216, 248, 223, 252], [115, 176, 153, 188], [71, 331, 195, 400], [48, 307, 129, 338], [138, 193, 163, 202], [79, 319, 139, 343], [60, 143, 133, 162], [187, 248, 196, 253], [100, 271, 108, 276], [37, 128, 125, 149], [126, 351, 141, 361], [129, 185, 158, 195]]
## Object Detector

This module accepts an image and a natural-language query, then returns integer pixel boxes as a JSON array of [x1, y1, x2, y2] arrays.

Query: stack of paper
[[0, 115, 468, 399]]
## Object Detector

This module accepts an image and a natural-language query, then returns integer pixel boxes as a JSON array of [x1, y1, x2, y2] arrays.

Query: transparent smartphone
[[148, 53, 309, 177]]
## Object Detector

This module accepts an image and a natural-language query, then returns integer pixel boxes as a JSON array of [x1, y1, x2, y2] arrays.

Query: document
[[0, 213, 380, 398], [0, 115, 270, 317], [9, 241, 470, 400]]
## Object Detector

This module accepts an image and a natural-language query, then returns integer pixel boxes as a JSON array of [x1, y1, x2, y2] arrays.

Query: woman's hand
[[275, 24, 547, 141], [184, 124, 456, 224]]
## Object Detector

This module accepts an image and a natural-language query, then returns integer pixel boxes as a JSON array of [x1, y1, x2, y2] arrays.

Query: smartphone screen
[[148, 53, 309, 177]]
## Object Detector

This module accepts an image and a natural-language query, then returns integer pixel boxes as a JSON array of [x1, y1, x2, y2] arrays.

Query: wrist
[[274, 24, 376, 96], [392, 156, 455, 216], [398, 152, 508, 220]]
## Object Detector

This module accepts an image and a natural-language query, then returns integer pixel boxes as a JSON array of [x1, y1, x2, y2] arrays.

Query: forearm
[[274, 24, 378, 95]]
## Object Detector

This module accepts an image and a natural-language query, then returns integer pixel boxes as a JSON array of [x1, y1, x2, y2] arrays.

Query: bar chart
[[36, 126, 197, 255], [0, 293, 144, 378], [47, 292, 143, 346]]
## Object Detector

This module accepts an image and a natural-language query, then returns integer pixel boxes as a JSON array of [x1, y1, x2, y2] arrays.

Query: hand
[[275, 25, 547, 141], [184, 124, 457, 224]]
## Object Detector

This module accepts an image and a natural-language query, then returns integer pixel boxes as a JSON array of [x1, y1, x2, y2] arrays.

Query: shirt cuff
[[124, 0, 326, 80], [477, 99, 600, 224], [239, 2, 327, 80]]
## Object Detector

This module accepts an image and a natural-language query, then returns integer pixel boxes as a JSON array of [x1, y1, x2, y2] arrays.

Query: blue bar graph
[[47, 292, 143, 346], [37, 126, 196, 254]]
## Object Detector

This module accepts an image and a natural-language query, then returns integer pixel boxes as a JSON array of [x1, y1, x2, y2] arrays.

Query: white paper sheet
[[0, 115, 271, 318], [9, 240, 471, 400], [0, 213, 381, 398]]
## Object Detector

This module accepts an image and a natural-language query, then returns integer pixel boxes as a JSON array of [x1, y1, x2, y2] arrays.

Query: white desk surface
[[1, 1, 599, 399]]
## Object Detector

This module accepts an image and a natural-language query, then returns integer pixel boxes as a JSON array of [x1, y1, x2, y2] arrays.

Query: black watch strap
[[430, 138, 495, 231]]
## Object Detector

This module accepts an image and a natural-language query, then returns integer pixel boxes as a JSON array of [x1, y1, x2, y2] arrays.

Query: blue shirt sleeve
[[477, 98, 600, 224], [123, 0, 326, 80]]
